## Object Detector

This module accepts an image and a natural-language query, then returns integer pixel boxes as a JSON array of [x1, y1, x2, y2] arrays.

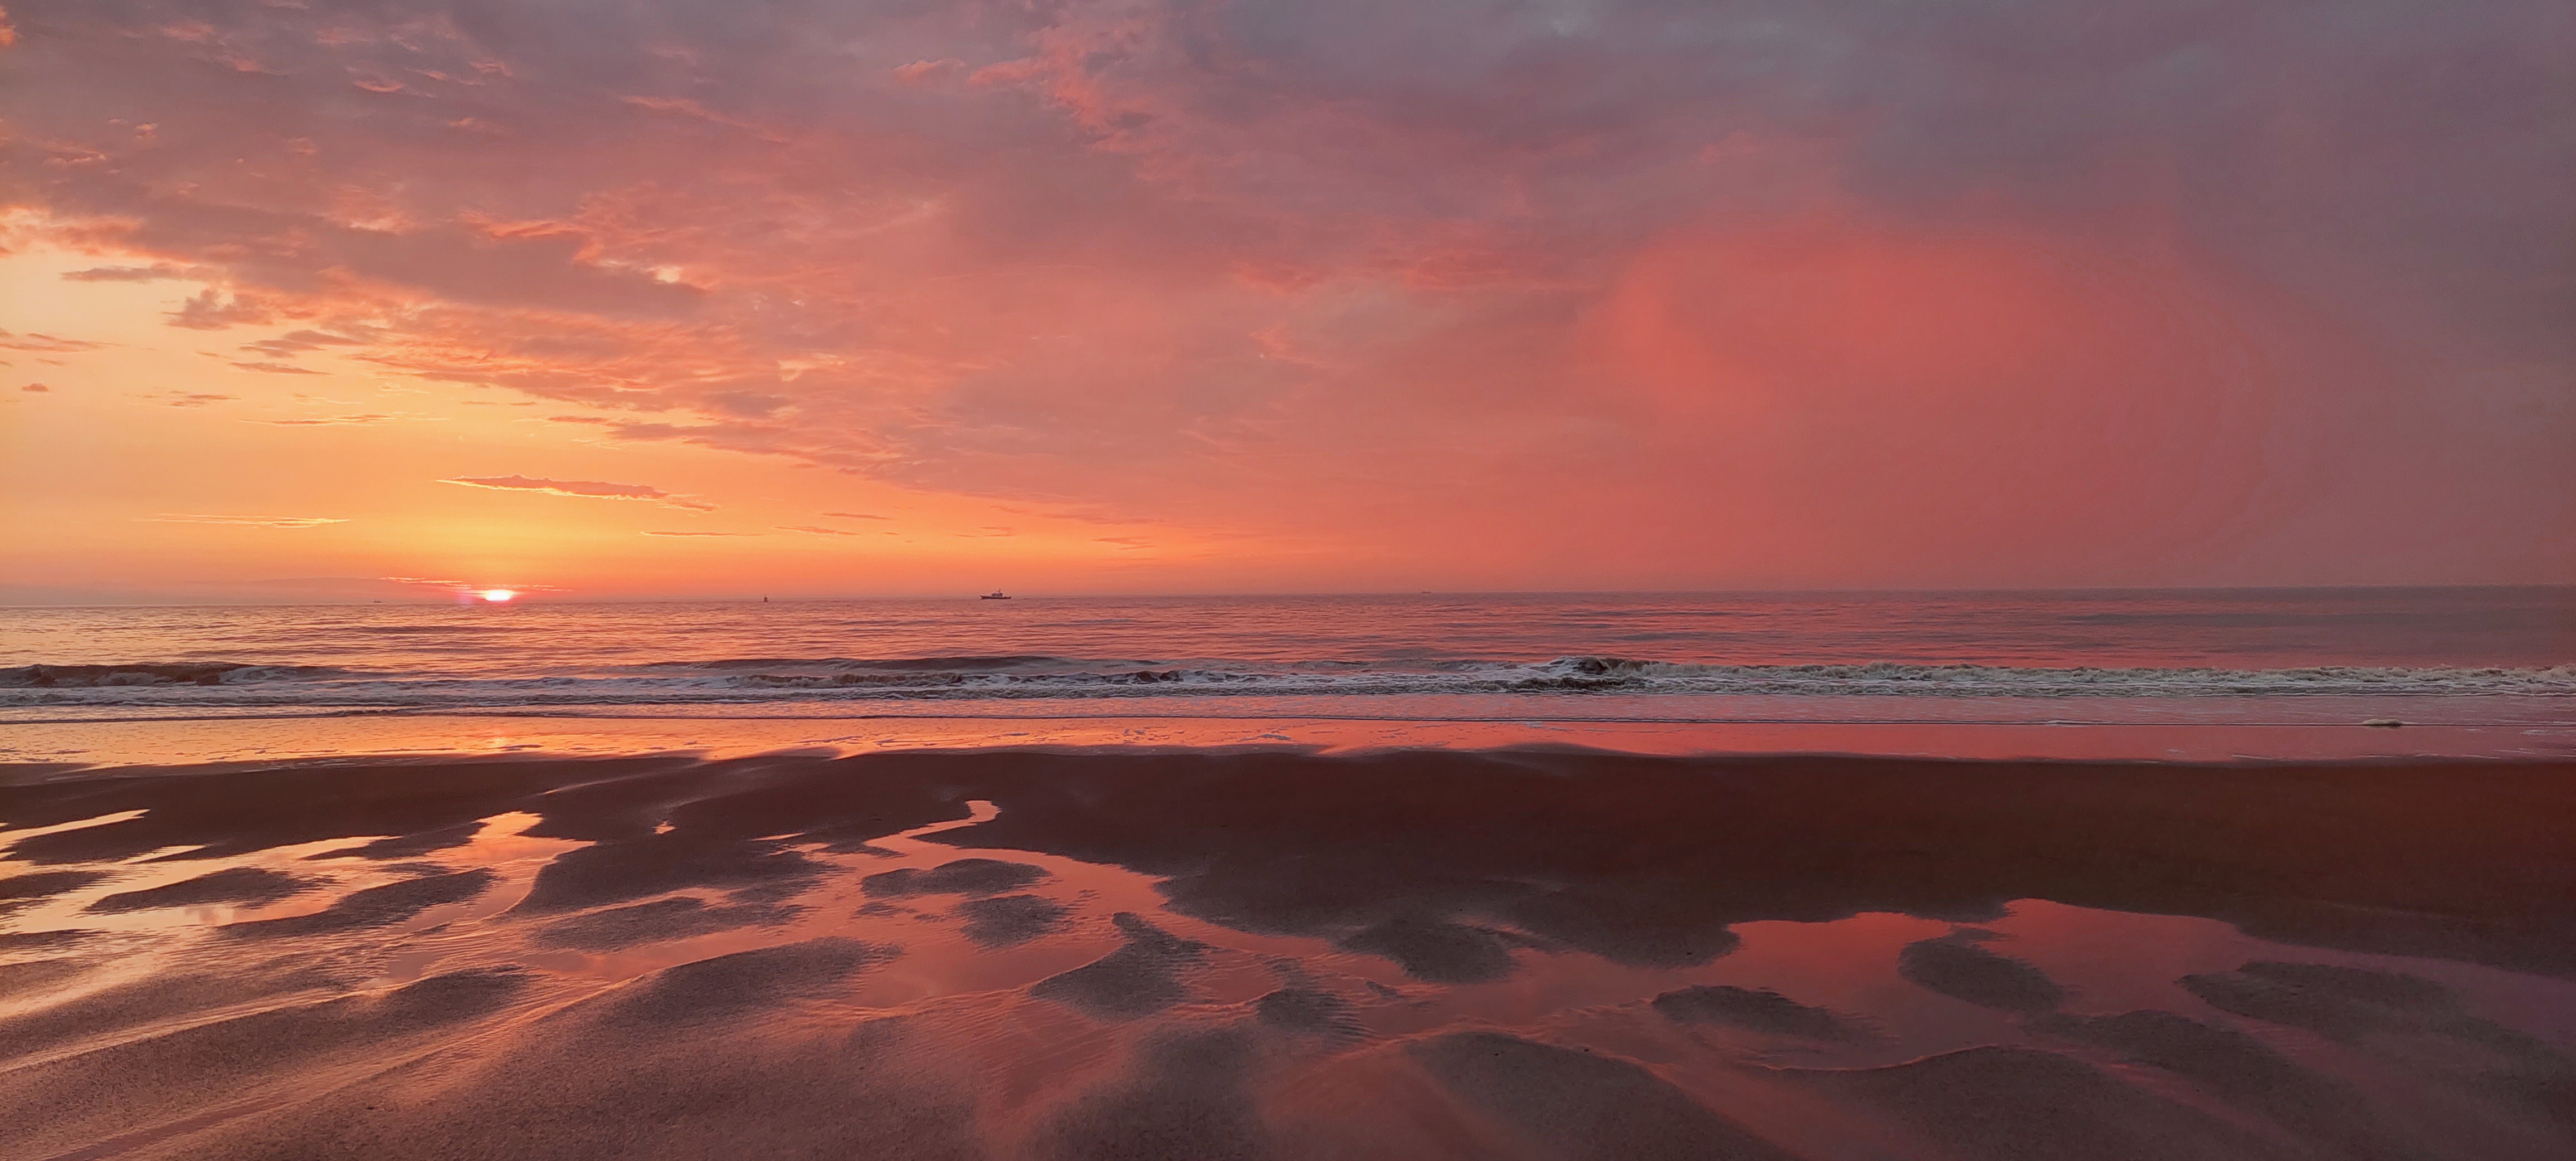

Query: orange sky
[[3, 1, 2570, 602]]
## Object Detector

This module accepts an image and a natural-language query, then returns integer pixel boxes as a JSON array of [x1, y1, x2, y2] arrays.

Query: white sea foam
[[8, 592, 2570, 728], [6, 656, 2574, 714]]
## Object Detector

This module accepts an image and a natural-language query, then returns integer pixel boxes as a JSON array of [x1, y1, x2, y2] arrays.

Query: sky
[[2, 0, 2570, 602]]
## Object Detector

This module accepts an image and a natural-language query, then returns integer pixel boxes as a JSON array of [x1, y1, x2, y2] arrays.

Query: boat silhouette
[[980, 591, 1011, 599]]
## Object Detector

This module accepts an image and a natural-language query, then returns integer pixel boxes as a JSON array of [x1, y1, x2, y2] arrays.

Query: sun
[[480, 589, 517, 603]]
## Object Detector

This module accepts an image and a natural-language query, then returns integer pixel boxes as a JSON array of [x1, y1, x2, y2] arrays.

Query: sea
[[6, 587, 2573, 765]]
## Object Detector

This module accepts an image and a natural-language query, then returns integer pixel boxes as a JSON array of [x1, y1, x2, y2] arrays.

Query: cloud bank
[[6, 0, 2570, 586]]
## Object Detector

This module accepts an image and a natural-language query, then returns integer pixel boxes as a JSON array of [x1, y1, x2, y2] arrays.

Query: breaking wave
[[5, 655, 2573, 713], [1, 663, 354, 689]]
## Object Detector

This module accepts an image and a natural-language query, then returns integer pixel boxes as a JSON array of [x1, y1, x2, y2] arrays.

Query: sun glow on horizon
[[481, 589, 518, 603]]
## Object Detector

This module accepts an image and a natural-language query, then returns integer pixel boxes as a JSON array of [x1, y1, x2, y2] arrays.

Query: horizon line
[[6, 580, 2573, 611]]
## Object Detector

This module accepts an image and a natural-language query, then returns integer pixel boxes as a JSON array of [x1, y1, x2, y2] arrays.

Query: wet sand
[[3, 749, 2572, 1159]]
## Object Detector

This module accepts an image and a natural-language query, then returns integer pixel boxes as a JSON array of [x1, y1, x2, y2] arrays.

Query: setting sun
[[480, 589, 516, 603]]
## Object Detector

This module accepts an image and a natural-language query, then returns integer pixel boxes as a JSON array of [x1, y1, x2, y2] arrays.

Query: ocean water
[[5, 588, 2572, 764]]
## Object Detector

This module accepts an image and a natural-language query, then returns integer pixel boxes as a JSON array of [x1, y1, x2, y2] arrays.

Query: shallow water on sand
[[9, 710, 2575, 769], [6, 750, 2572, 1160]]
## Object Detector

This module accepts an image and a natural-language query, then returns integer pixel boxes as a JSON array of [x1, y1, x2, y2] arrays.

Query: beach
[[7, 748, 2573, 1159], [13, 0, 2570, 1151]]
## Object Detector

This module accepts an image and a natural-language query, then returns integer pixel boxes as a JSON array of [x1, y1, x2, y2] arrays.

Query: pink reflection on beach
[[6, 753, 2574, 1160]]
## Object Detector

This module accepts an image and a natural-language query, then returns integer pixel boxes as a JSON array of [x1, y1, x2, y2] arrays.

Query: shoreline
[[14, 740, 2576, 780], [9, 711, 2569, 769]]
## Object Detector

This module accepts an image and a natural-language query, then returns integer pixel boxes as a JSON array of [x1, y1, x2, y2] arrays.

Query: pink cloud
[[892, 58, 965, 85], [63, 264, 192, 282], [4, 0, 2566, 587], [0, 330, 109, 353], [440, 474, 717, 511], [147, 514, 346, 527], [263, 414, 395, 426], [621, 95, 788, 144], [168, 290, 275, 330]]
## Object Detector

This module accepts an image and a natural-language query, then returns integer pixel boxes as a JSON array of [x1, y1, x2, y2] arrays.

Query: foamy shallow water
[[9, 591, 2570, 709], [6, 708, 2573, 768], [10, 589, 2568, 765]]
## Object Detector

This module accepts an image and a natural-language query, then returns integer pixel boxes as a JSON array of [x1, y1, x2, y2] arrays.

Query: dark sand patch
[[514, 833, 823, 913], [1038, 1027, 1274, 1160], [0, 965, 347, 1062], [1338, 914, 1519, 983], [175, 1013, 980, 1161], [0, 867, 109, 903], [309, 820, 485, 860], [862, 857, 1048, 898], [530, 895, 805, 952], [650, 762, 973, 848], [1506, 887, 1743, 968], [1032, 913, 1209, 1018], [87, 867, 319, 913], [957, 892, 1068, 947], [2036, 1009, 2424, 1160], [2183, 961, 2576, 1129], [1789, 1045, 2291, 1160], [602, 937, 894, 1027], [1412, 1031, 1801, 1160], [0, 958, 89, 994], [0, 928, 98, 952], [725, 879, 813, 904], [0, 968, 529, 1160], [1253, 987, 1364, 1040], [1897, 934, 2066, 1012], [1653, 984, 1866, 1041], [219, 868, 493, 939], [2183, 961, 2462, 1040]]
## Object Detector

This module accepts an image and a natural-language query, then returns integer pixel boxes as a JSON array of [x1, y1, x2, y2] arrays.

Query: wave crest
[[5, 655, 2573, 711], [0, 663, 351, 689]]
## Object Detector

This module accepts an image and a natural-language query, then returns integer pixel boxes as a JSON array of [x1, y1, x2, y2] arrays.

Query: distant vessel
[[981, 591, 1011, 600]]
